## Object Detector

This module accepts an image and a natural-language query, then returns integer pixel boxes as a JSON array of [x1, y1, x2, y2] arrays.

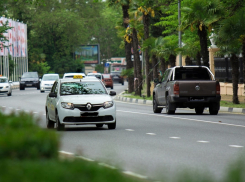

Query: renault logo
[[195, 85, 200, 91], [86, 103, 92, 110]]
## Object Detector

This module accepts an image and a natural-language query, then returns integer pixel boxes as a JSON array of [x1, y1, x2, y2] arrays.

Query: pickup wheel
[[209, 103, 219, 115], [153, 96, 162, 113], [166, 96, 175, 114], [195, 107, 204, 115]]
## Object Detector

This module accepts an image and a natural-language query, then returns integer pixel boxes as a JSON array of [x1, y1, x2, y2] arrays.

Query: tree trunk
[[230, 53, 240, 104], [242, 40, 245, 95], [160, 57, 166, 77], [122, 5, 134, 93], [197, 25, 209, 68], [196, 51, 201, 66], [185, 56, 192, 65], [143, 14, 151, 97], [169, 54, 176, 67], [132, 28, 141, 96], [152, 54, 158, 87]]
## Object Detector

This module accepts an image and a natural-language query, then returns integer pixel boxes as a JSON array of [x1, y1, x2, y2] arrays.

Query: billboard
[[75, 45, 100, 64]]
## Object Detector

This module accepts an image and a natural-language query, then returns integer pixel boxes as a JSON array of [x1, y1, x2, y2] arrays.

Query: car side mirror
[[49, 93, 57, 98], [154, 78, 159, 83], [109, 91, 116, 96]]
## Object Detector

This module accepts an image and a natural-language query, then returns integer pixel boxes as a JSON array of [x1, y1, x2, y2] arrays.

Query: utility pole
[[178, 0, 182, 66]]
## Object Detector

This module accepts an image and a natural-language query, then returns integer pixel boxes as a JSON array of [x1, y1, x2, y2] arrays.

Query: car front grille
[[74, 104, 104, 111], [63, 115, 114, 122]]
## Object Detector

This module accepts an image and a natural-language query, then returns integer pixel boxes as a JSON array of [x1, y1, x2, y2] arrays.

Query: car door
[[47, 81, 58, 121], [157, 69, 171, 105]]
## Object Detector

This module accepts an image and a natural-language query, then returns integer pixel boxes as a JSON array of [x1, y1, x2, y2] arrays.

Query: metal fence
[[214, 57, 244, 83]]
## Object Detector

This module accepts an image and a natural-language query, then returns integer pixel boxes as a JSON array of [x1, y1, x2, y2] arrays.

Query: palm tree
[[181, 0, 224, 68], [107, 0, 134, 93], [216, 9, 245, 104]]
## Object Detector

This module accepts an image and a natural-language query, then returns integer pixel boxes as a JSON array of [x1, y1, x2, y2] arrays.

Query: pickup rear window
[[175, 68, 211, 80]]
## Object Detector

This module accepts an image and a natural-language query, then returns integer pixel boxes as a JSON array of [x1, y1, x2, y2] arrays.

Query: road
[[1, 82, 245, 180]]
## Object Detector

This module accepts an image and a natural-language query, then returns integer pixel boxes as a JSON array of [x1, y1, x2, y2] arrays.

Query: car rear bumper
[[170, 95, 221, 108]]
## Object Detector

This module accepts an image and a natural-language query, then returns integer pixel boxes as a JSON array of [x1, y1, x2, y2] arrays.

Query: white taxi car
[[40, 74, 59, 93], [45, 75, 116, 130], [0, 76, 12, 96]]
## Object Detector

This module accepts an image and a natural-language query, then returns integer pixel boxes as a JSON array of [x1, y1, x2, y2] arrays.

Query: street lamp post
[[178, 0, 182, 66]]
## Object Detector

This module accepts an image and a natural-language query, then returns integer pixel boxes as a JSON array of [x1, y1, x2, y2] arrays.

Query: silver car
[[0, 76, 12, 96], [45, 76, 116, 130], [40, 74, 59, 93]]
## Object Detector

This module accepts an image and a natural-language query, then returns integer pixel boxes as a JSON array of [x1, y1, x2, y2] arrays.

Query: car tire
[[153, 96, 162, 113], [56, 112, 65, 131], [40, 90, 44, 93], [37, 86, 40, 90], [108, 120, 116, 129], [96, 124, 103, 128], [122, 82, 124, 85], [195, 107, 204, 115], [7, 91, 12, 96], [20, 85, 25, 90], [46, 110, 55, 129], [166, 95, 175, 114], [209, 103, 219, 115], [111, 86, 113, 89]]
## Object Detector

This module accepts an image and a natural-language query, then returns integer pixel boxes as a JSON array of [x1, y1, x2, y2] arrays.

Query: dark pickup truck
[[153, 66, 221, 115]]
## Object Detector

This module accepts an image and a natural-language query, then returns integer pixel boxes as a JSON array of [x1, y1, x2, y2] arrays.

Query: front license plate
[[26, 84, 32, 86], [81, 112, 98, 117]]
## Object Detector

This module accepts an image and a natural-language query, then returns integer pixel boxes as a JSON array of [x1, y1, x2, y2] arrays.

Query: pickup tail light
[[174, 83, 179, 95], [216, 82, 220, 95]]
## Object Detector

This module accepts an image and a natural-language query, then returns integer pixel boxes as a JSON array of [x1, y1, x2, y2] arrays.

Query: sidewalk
[[114, 94, 245, 114]]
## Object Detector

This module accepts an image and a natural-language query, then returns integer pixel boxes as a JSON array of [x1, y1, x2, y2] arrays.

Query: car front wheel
[[56, 112, 65, 131], [166, 96, 175, 114], [153, 96, 162, 113], [108, 120, 116, 129], [46, 110, 55, 129]]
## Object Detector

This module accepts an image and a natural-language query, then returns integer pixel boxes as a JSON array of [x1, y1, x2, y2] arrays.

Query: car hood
[[60, 94, 112, 104], [41, 81, 55, 85], [0, 83, 10, 87], [20, 78, 39, 81]]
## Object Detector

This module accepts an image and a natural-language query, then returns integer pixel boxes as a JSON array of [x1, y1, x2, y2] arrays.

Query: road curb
[[114, 95, 245, 114]]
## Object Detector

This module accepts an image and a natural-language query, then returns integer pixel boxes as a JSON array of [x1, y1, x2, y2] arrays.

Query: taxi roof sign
[[73, 75, 83, 79]]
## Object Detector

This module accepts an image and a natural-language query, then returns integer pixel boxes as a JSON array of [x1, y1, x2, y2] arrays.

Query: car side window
[[51, 81, 57, 93], [161, 70, 170, 82]]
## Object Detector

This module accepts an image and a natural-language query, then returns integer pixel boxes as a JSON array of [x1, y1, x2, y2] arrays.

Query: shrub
[[0, 112, 59, 160]]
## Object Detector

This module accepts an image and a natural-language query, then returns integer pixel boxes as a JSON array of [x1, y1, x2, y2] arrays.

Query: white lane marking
[[125, 129, 134, 131], [146, 133, 156, 135], [197, 141, 210, 143], [98, 163, 116, 169], [77, 156, 95, 162], [117, 110, 245, 128], [59, 151, 74, 155], [229, 145, 244, 148], [169, 137, 181, 139], [123, 171, 148, 179]]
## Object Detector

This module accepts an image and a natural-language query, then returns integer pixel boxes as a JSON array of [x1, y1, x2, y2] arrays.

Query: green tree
[[181, 0, 224, 68]]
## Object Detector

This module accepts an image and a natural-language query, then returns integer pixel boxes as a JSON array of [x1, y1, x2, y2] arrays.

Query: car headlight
[[103, 101, 113, 108], [61, 102, 74, 110], [3, 86, 9, 88]]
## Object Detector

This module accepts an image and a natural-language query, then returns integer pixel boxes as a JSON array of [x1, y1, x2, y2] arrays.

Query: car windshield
[[60, 81, 107, 95], [22, 72, 38, 78], [43, 75, 59, 81], [0, 78, 7, 83]]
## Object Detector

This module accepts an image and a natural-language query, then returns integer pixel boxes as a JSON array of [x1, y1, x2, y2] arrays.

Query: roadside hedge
[[0, 111, 59, 159]]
